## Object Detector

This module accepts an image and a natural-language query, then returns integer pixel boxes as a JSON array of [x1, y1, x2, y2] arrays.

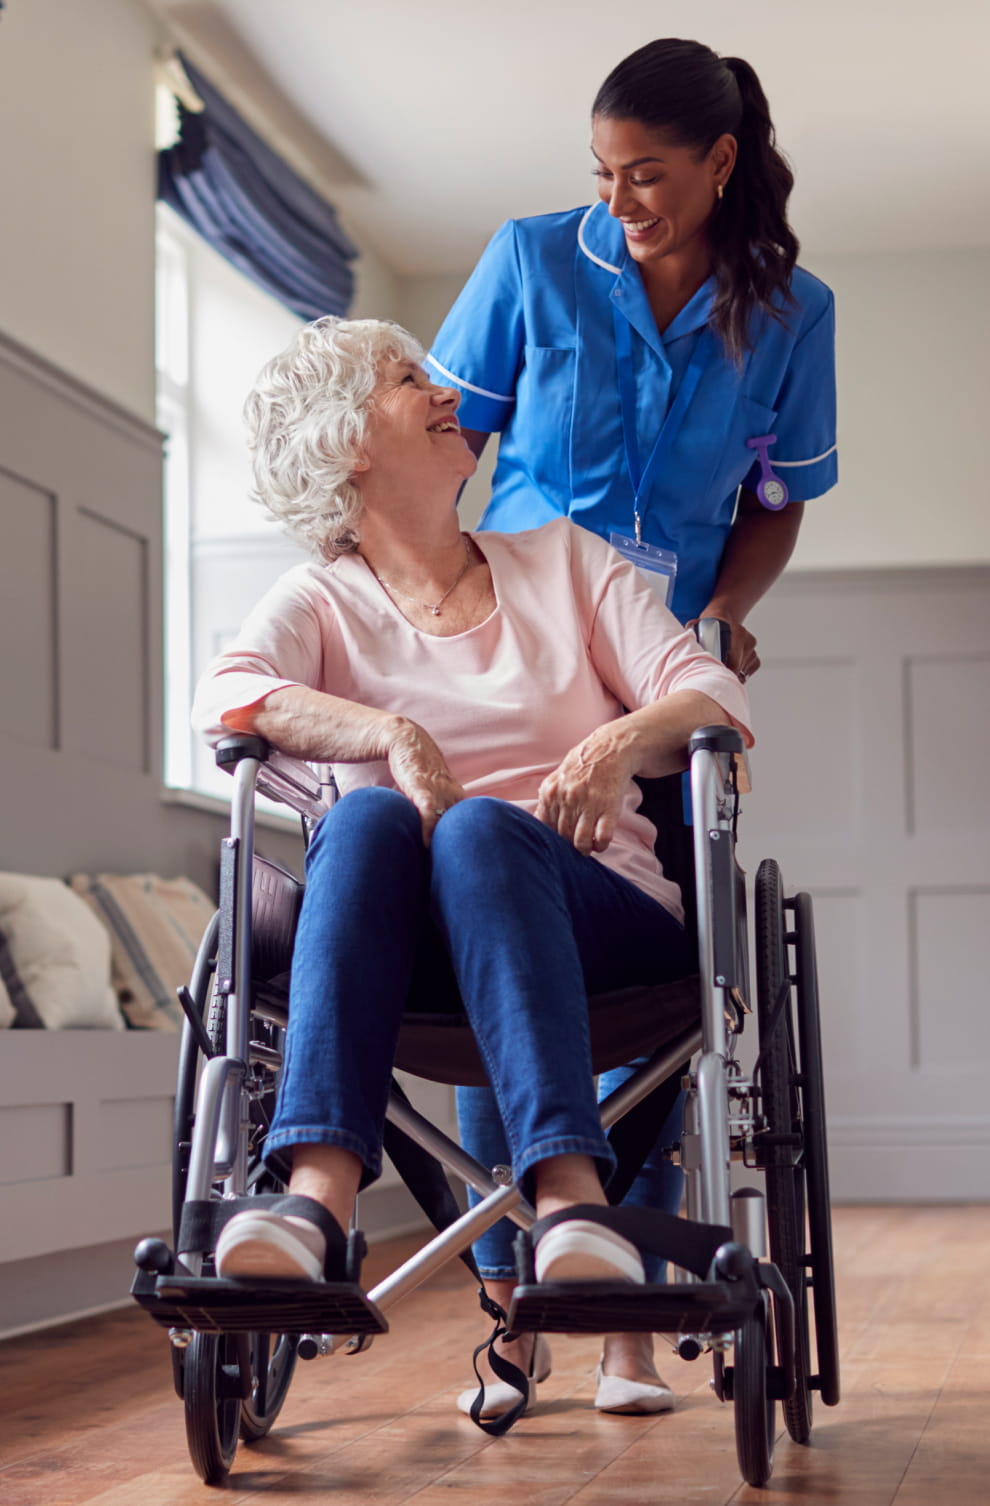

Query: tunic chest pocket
[[700, 393, 779, 512], [515, 346, 575, 500]]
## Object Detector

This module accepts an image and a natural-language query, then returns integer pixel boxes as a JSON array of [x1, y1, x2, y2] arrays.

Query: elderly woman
[[191, 316, 752, 1420]]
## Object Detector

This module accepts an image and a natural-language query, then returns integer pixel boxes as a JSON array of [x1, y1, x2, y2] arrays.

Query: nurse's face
[[590, 116, 736, 265]]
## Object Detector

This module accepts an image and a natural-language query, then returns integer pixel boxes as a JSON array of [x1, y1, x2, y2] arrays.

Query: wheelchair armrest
[[215, 735, 334, 820], [689, 724, 743, 757], [216, 734, 270, 768]]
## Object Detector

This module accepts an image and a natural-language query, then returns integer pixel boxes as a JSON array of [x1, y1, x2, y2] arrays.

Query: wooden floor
[[1, 1205, 986, 1506]]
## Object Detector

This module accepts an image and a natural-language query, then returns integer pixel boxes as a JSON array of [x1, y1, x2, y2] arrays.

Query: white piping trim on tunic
[[425, 353, 515, 404], [577, 204, 621, 275], [772, 444, 838, 468]]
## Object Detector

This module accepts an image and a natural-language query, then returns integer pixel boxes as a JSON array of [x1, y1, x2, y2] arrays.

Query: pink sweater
[[192, 519, 752, 919]]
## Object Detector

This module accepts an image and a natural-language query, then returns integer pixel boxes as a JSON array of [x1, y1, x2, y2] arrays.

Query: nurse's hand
[[387, 717, 466, 845], [536, 727, 634, 856], [689, 611, 760, 682]]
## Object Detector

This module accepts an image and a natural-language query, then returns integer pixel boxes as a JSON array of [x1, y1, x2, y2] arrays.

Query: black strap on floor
[[382, 1079, 529, 1436]]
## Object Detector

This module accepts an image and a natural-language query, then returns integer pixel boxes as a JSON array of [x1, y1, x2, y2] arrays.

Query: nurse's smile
[[621, 215, 662, 243]]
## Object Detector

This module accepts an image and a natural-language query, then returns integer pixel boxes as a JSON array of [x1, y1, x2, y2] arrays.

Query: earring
[[716, 182, 724, 200]]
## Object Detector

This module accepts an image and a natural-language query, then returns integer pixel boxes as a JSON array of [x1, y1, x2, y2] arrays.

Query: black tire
[[178, 966, 298, 1462], [792, 892, 841, 1408], [732, 1295, 776, 1489], [183, 1332, 242, 1485], [239, 1331, 298, 1442], [755, 858, 814, 1444]]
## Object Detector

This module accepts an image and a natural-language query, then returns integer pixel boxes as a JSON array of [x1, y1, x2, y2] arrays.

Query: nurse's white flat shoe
[[594, 1363, 676, 1414]]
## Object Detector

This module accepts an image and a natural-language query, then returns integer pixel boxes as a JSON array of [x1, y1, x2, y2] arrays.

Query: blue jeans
[[265, 789, 689, 1198]]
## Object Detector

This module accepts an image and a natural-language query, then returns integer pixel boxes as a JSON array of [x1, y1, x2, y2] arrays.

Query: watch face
[[761, 478, 788, 510]]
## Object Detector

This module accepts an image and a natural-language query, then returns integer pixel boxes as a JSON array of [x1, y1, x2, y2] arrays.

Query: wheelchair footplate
[[131, 1265, 388, 1337], [507, 1278, 756, 1337], [131, 1207, 387, 1338], [508, 1214, 779, 1341]]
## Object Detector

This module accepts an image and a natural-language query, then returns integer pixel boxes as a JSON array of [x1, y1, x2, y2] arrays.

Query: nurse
[[429, 37, 837, 1414]]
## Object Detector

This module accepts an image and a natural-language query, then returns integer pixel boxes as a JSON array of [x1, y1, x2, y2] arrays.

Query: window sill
[[160, 784, 302, 834]]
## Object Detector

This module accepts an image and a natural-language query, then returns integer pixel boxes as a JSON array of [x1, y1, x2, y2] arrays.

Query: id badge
[[609, 532, 678, 607]]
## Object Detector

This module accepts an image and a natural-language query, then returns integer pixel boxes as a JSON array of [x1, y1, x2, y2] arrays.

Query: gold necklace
[[370, 536, 473, 617]]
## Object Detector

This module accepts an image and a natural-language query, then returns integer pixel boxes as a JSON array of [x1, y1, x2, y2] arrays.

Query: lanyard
[[612, 301, 712, 541]]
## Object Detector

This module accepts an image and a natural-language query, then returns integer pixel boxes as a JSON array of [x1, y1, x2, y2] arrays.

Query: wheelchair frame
[[133, 721, 840, 1490]]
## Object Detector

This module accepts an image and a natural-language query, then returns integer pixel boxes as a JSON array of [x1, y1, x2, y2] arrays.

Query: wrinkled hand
[[387, 718, 466, 845], [536, 727, 634, 856], [691, 612, 760, 683]]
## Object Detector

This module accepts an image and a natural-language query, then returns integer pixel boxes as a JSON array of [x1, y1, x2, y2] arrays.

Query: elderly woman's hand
[[536, 725, 636, 857], [387, 717, 467, 846]]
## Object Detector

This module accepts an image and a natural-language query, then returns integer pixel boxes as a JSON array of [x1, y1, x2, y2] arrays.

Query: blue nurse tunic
[[427, 201, 837, 623]]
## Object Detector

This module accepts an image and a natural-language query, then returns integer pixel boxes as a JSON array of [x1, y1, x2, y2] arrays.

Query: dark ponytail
[[593, 40, 799, 362]]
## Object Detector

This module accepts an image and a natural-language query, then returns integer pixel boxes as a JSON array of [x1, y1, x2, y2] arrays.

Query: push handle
[[695, 616, 732, 666]]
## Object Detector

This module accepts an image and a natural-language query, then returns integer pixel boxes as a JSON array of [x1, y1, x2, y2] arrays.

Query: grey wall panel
[[93, 1093, 175, 1173], [0, 330, 303, 889], [910, 886, 990, 1071], [738, 658, 859, 842], [0, 1101, 71, 1183], [906, 654, 990, 834], [0, 467, 57, 749], [744, 567, 990, 1199], [60, 508, 149, 772]]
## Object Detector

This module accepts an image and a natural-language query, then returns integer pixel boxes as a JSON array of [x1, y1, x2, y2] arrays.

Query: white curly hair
[[242, 315, 425, 558]]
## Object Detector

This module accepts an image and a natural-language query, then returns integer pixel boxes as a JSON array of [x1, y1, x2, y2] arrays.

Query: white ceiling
[[156, 0, 990, 277]]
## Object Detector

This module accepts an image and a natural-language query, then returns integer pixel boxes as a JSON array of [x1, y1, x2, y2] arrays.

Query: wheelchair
[[132, 654, 840, 1491]]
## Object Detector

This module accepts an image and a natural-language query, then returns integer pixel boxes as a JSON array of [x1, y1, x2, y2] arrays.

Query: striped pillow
[[68, 874, 216, 1030], [0, 873, 123, 1029]]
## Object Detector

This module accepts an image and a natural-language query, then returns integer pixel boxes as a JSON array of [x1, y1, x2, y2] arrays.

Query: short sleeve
[[190, 567, 328, 743], [426, 220, 525, 433], [747, 285, 838, 503]]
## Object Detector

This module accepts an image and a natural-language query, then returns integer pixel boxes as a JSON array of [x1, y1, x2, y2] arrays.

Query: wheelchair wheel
[[239, 1331, 298, 1442], [732, 1294, 776, 1489], [791, 891, 841, 1408], [175, 985, 298, 1470], [183, 1332, 242, 1485], [755, 858, 814, 1444]]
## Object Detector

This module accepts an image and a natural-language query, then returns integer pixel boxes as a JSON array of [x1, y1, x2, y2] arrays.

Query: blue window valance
[[158, 54, 358, 320]]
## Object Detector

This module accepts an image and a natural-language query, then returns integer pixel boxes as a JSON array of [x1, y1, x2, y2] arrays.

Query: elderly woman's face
[[360, 357, 476, 488]]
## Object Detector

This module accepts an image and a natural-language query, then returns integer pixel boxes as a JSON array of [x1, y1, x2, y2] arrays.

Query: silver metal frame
[[178, 737, 761, 1345]]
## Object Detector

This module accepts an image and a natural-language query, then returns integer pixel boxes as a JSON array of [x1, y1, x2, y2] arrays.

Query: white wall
[[0, 0, 160, 421], [792, 248, 990, 572], [0, 0, 399, 428]]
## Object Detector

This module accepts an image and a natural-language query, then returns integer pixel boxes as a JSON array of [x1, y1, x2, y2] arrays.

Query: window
[[156, 202, 307, 806]]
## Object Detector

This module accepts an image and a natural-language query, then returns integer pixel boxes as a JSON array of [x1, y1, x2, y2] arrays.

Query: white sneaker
[[534, 1219, 645, 1285], [215, 1210, 326, 1281]]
